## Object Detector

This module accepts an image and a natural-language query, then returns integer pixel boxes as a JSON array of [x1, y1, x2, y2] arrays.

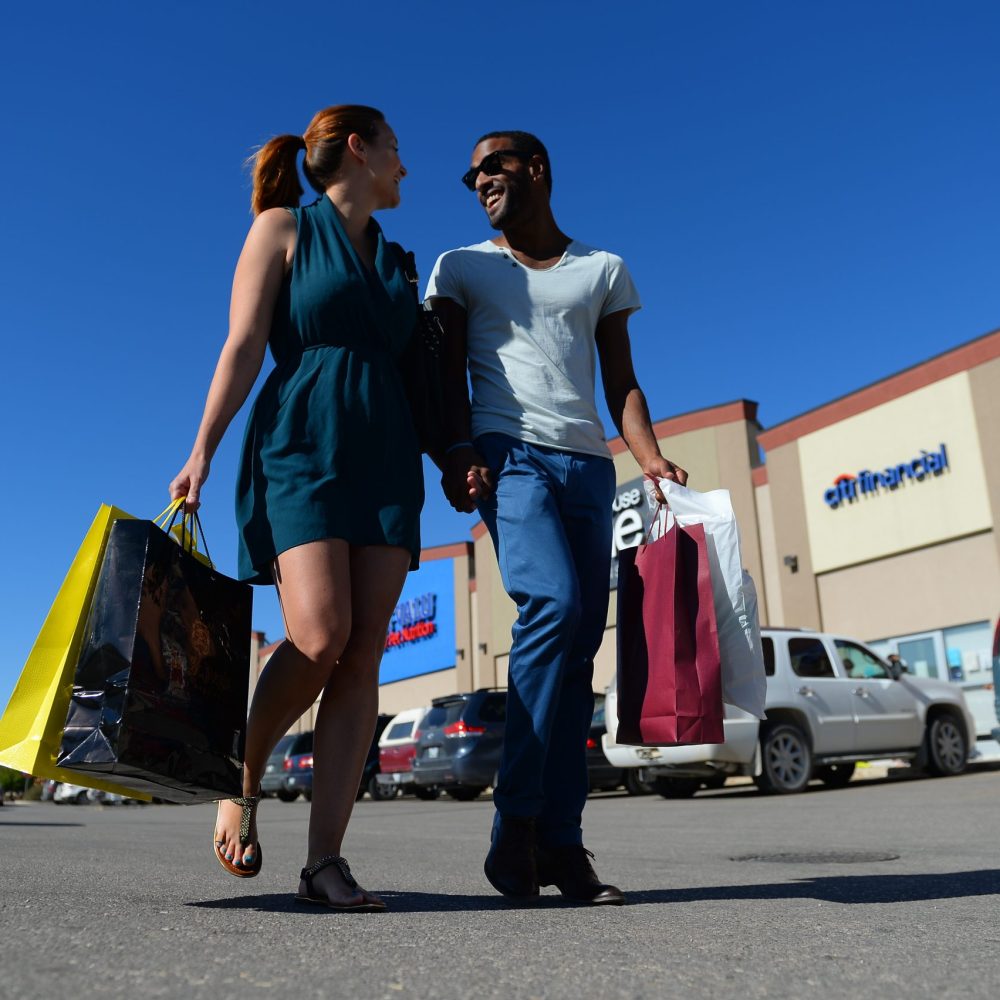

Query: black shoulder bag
[[394, 247, 448, 457]]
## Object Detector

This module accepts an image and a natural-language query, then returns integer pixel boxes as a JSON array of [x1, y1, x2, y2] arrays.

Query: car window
[[762, 637, 775, 676], [270, 734, 295, 760], [592, 703, 606, 725], [835, 640, 890, 680], [789, 638, 835, 679], [476, 694, 507, 723], [385, 721, 414, 741], [290, 731, 313, 754], [423, 701, 466, 728]]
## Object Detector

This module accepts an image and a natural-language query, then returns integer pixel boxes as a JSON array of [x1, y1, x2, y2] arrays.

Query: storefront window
[[942, 621, 992, 683]]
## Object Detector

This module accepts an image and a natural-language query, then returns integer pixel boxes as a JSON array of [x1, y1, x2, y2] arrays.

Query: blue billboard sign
[[379, 557, 456, 684]]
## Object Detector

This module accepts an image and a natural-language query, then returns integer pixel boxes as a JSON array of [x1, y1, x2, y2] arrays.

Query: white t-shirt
[[425, 239, 640, 459]]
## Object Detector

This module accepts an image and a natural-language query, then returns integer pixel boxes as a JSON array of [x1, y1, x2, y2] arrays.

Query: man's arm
[[595, 310, 687, 501], [429, 296, 493, 513]]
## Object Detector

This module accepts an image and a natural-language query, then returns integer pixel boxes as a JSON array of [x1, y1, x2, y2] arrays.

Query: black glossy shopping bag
[[56, 517, 251, 802]]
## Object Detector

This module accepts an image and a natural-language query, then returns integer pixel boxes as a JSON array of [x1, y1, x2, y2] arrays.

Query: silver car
[[603, 628, 977, 796]]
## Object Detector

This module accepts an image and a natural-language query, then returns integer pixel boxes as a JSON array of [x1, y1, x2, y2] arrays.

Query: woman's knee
[[288, 620, 352, 675]]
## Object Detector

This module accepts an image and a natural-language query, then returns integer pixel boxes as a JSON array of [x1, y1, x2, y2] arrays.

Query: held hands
[[168, 455, 211, 513], [643, 455, 688, 504], [442, 446, 493, 513]]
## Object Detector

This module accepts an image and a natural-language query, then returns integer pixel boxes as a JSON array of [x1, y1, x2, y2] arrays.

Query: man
[[426, 131, 687, 906]]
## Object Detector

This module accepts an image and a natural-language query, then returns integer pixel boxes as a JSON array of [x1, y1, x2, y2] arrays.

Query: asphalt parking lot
[[2, 766, 999, 1000]]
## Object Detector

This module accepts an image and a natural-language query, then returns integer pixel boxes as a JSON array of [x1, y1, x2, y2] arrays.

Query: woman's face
[[367, 122, 406, 209]]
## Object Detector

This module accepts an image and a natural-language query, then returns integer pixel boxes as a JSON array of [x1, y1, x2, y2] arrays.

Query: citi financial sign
[[823, 444, 949, 510], [385, 592, 438, 650]]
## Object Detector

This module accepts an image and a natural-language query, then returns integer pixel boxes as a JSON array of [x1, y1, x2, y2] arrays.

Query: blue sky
[[1, 1, 998, 705]]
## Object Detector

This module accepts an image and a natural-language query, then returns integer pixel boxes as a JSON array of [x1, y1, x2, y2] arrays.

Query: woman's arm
[[169, 208, 296, 509]]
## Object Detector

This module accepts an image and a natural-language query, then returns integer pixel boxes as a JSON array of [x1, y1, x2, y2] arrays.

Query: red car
[[376, 706, 440, 800]]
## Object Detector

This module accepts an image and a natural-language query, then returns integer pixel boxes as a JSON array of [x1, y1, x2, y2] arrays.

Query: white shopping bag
[[644, 479, 767, 719]]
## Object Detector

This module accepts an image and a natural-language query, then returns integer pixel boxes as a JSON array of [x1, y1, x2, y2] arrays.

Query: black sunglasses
[[461, 149, 533, 191]]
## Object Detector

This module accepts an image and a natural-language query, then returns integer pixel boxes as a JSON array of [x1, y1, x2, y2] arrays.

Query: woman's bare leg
[[302, 543, 411, 906], [214, 539, 352, 868]]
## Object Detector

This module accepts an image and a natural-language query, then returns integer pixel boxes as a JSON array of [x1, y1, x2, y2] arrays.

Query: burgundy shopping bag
[[616, 517, 724, 746]]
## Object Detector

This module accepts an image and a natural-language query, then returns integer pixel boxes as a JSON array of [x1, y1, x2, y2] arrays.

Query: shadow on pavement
[[187, 891, 573, 913], [629, 869, 1000, 906], [0, 821, 86, 827]]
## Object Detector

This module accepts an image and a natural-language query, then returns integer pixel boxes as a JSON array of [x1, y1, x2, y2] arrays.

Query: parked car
[[262, 731, 313, 801], [53, 783, 101, 804], [587, 697, 652, 795], [281, 715, 395, 803], [412, 690, 506, 800], [603, 628, 977, 797], [358, 713, 395, 801], [376, 706, 439, 800], [283, 748, 315, 801]]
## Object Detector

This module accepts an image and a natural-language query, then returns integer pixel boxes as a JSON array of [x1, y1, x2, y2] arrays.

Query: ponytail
[[250, 134, 307, 216], [247, 106, 385, 216]]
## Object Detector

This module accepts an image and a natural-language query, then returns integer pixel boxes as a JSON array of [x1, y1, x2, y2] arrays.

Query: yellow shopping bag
[[0, 498, 197, 799]]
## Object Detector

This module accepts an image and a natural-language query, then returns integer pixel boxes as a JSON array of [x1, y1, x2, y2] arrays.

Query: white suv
[[603, 628, 976, 796]]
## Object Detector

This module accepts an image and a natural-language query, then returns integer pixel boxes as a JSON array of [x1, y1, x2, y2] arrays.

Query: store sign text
[[611, 487, 646, 557], [385, 592, 438, 650], [824, 444, 949, 510]]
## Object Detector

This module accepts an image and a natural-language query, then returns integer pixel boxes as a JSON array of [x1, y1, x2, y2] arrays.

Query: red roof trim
[[751, 466, 768, 487], [607, 400, 759, 455], [421, 541, 473, 562], [471, 521, 489, 540], [758, 327, 1000, 451]]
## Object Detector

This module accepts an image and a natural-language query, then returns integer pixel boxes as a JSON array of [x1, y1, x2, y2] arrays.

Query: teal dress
[[235, 195, 422, 584]]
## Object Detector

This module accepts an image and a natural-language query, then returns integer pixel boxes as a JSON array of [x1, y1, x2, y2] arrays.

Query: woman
[[169, 105, 423, 912]]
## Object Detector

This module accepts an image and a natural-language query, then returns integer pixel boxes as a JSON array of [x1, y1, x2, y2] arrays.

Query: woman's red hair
[[250, 105, 385, 215]]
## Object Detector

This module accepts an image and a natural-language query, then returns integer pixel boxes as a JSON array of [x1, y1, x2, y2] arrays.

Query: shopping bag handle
[[154, 497, 215, 567], [641, 501, 671, 548]]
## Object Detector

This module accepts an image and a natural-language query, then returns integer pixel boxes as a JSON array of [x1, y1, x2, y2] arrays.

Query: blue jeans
[[476, 434, 614, 848]]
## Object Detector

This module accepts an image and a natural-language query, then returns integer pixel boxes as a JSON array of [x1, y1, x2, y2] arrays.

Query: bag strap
[[641, 501, 671, 548], [389, 242, 421, 305]]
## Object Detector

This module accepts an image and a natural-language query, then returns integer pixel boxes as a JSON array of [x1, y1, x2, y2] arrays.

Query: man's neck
[[493, 209, 570, 265]]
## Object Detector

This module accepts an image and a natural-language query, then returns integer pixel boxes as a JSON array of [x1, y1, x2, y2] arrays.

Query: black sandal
[[296, 855, 387, 912], [213, 794, 263, 878]]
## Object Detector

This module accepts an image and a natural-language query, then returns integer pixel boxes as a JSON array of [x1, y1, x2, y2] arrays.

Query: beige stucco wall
[[452, 554, 474, 692], [754, 482, 784, 627], [377, 668, 459, 716], [798, 372, 993, 574], [765, 441, 822, 629], [969, 356, 1000, 569], [817, 531, 1000, 640]]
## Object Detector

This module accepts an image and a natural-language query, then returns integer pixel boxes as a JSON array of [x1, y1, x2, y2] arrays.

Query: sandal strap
[[228, 794, 260, 845], [299, 854, 358, 896]]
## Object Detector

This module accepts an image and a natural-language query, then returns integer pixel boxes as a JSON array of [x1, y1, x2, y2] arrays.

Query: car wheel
[[302, 790, 312, 802], [368, 776, 399, 801], [446, 786, 486, 801], [817, 762, 856, 788], [276, 789, 299, 803], [652, 776, 701, 799], [413, 786, 441, 801], [623, 769, 654, 796], [75, 790, 89, 804], [754, 722, 812, 794], [924, 712, 967, 777]]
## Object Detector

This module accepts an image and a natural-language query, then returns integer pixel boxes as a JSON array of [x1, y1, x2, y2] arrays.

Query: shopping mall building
[[253, 326, 1000, 731]]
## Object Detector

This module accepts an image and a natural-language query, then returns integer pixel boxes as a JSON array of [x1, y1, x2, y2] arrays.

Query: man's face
[[468, 138, 534, 229]]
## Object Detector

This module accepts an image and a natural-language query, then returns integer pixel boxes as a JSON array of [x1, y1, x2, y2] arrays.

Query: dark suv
[[262, 731, 313, 801], [412, 690, 506, 800]]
